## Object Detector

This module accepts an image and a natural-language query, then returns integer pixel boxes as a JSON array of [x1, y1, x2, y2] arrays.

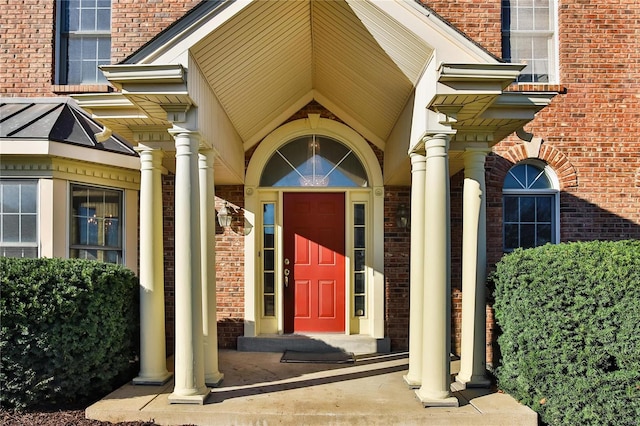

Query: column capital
[[135, 146, 166, 172], [410, 151, 427, 172], [198, 148, 219, 169], [463, 148, 490, 179]]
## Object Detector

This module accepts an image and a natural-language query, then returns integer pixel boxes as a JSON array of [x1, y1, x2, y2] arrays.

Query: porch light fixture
[[396, 204, 410, 230], [217, 202, 234, 228], [217, 202, 253, 236]]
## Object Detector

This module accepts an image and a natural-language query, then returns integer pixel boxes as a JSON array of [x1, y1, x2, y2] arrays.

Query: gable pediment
[[123, 0, 498, 150]]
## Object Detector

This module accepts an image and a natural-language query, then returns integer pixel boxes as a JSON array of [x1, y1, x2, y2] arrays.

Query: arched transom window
[[260, 135, 368, 187], [503, 162, 559, 251]]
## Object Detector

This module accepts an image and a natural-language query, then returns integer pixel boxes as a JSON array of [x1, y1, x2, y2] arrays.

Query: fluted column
[[456, 148, 491, 388], [133, 146, 172, 385], [168, 131, 209, 404], [416, 134, 459, 407], [199, 149, 224, 387], [404, 151, 426, 388]]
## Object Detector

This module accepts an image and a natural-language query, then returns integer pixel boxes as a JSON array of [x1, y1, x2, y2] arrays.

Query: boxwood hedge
[[0, 258, 139, 410], [493, 240, 640, 425]]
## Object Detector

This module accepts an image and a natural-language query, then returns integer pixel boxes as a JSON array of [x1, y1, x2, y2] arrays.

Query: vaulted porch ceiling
[[189, 0, 434, 150]]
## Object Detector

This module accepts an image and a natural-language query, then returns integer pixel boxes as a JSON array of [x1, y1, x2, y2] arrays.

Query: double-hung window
[[70, 184, 123, 264], [58, 0, 111, 85], [0, 180, 38, 258], [503, 162, 559, 251], [502, 0, 557, 83]]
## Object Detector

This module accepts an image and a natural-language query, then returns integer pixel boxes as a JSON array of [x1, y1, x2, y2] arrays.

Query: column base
[[455, 373, 491, 389], [205, 371, 224, 387], [403, 374, 421, 389], [132, 372, 173, 386], [168, 390, 210, 405], [415, 389, 459, 407]]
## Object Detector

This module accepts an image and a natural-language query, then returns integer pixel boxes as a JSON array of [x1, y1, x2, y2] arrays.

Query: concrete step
[[237, 333, 391, 355]]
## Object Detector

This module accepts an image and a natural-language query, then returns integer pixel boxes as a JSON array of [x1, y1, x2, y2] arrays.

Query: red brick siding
[[0, 0, 199, 96], [161, 173, 175, 355], [214, 186, 245, 349], [111, 0, 200, 64], [419, 0, 503, 58], [383, 187, 411, 350], [0, 0, 55, 96]]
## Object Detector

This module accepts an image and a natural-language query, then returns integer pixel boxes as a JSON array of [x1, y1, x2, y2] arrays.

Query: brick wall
[[161, 174, 175, 355], [0, 0, 55, 96], [214, 186, 246, 349], [419, 0, 503, 58], [0, 0, 199, 96], [383, 187, 411, 350]]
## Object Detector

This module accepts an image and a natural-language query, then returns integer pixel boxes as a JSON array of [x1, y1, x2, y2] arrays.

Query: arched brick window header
[[487, 143, 577, 191]]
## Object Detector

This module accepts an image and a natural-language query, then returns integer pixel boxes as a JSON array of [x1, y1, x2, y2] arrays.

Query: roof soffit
[[127, 0, 501, 151]]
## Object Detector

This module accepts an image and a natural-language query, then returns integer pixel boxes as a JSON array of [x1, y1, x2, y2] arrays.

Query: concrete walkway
[[86, 350, 536, 425]]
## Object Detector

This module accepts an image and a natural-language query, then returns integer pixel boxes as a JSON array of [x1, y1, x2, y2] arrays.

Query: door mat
[[280, 350, 356, 364]]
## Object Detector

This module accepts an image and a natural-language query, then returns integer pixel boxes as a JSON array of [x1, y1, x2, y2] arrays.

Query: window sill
[[506, 83, 567, 94], [51, 84, 114, 95]]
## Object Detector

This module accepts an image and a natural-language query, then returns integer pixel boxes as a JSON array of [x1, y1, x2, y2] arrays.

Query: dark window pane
[[354, 204, 365, 225], [504, 197, 519, 222], [520, 197, 536, 222], [508, 165, 527, 188], [354, 227, 365, 248], [520, 224, 536, 248], [264, 230, 274, 249], [537, 224, 552, 246], [354, 295, 365, 317], [354, 273, 365, 294], [536, 197, 552, 222], [354, 250, 365, 271], [264, 296, 275, 317], [504, 224, 519, 249], [264, 250, 274, 271], [264, 272, 275, 294]]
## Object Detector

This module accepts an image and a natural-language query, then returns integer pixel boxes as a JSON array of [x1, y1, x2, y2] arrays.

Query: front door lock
[[284, 268, 290, 287]]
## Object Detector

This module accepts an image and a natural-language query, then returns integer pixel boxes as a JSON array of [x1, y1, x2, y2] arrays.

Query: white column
[[456, 148, 491, 388], [133, 147, 172, 385], [199, 150, 224, 387], [416, 134, 459, 407], [404, 151, 426, 388], [168, 131, 209, 404]]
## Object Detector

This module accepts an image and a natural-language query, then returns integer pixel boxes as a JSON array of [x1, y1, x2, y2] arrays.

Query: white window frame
[[502, 160, 560, 251], [69, 182, 124, 264], [55, 0, 112, 85], [0, 179, 39, 258], [502, 0, 559, 84]]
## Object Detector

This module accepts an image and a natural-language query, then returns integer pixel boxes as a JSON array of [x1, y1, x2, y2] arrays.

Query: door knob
[[284, 268, 290, 287]]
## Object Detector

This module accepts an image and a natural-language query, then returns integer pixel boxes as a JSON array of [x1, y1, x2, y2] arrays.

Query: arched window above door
[[260, 135, 368, 187]]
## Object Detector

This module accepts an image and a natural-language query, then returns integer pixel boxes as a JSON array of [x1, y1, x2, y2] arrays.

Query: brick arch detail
[[487, 143, 578, 191]]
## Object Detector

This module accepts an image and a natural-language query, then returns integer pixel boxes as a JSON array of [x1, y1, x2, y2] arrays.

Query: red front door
[[283, 193, 345, 333]]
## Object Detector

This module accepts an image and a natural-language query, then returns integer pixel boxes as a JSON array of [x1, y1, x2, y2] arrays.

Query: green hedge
[[0, 258, 139, 410], [493, 240, 640, 425]]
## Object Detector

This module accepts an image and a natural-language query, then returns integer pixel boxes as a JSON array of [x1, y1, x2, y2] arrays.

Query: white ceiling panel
[[189, 0, 435, 150]]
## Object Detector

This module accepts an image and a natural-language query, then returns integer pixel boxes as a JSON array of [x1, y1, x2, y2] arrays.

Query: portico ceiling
[[188, 0, 434, 150]]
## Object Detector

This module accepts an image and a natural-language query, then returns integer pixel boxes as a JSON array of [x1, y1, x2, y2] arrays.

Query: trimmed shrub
[[493, 240, 640, 425], [0, 258, 139, 410]]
